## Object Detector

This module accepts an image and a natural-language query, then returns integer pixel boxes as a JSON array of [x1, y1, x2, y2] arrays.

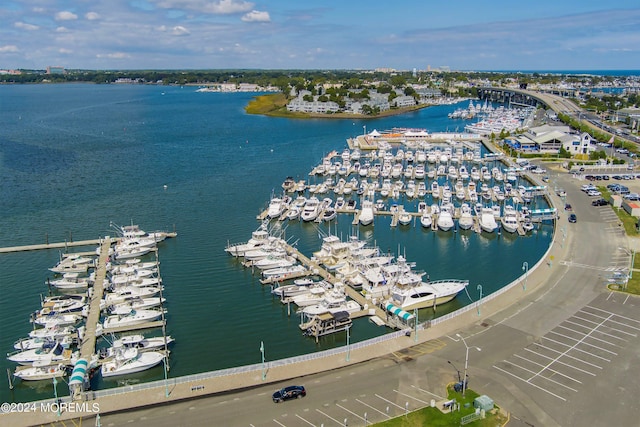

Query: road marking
[[295, 414, 315, 426], [410, 384, 444, 400], [558, 261, 624, 272], [316, 408, 344, 426], [393, 389, 430, 405], [624, 294, 630, 304], [356, 398, 390, 418], [527, 342, 603, 369], [513, 353, 582, 384], [272, 419, 287, 427], [541, 336, 612, 361], [335, 403, 366, 422], [374, 393, 407, 411], [564, 318, 630, 342], [547, 330, 618, 355], [556, 324, 622, 348], [523, 346, 596, 376], [493, 364, 567, 401]]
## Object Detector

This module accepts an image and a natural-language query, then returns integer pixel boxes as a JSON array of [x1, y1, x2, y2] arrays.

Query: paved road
[[89, 169, 640, 427]]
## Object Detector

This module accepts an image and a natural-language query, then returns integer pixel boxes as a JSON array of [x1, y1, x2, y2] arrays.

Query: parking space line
[[355, 398, 390, 418], [410, 384, 444, 400], [513, 354, 582, 384], [335, 403, 366, 422], [586, 305, 640, 325], [624, 294, 631, 304], [564, 318, 634, 340], [493, 364, 567, 401], [529, 342, 603, 369], [393, 389, 430, 405], [374, 393, 408, 411], [523, 347, 597, 376], [315, 408, 344, 426], [541, 336, 613, 360], [556, 325, 622, 348], [273, 419, 287, 427], [295, 414, 316, 426]]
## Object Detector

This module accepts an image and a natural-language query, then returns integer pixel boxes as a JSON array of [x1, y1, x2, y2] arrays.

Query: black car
[[592, 198, 608, 206], [272, 385, 306, 403], [564, 203, 572, 211], [568, 214, 577, 223]]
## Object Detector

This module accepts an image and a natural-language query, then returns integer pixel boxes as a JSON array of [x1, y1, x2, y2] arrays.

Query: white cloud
[[242, 10, 270, 23], [97, 52, 131, 59], [58, 48, 73, 54], [153, 0, 254, 14], [56, 27, 70, 33], [0, 45, 20, 53], [171, 26, 190, 36], [85, 12, 100, 21], [14, 22, 40, 31], [55, 11, 78, 21], [32, 7, 45, 13]]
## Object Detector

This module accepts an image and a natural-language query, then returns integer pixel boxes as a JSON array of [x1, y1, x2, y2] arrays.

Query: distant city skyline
[[1, 1, 639, 71]]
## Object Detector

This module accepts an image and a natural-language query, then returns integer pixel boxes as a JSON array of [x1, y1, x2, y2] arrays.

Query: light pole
[[260, 341, 266, 380], [456, 333, 481, 398], [522, 261, 529, 291], [414, 308, 418, 342], [346, 326, 351, 361], [476, 285, 483, 316]]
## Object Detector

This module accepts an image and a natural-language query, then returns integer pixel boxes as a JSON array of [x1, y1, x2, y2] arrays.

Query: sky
[[1, 0, 639, 71]]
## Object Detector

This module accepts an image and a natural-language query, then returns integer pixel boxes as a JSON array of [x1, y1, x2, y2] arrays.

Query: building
[[46, 66, 65, 75]]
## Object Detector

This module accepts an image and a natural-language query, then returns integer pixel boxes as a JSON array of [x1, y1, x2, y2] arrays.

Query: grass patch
[[372, 388, 507, 427], [244, 93, 289, 115]]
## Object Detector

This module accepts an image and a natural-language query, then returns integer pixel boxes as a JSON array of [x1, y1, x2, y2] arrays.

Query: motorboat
[[389, 279, 468, 310], [398, 211, 413, 226], [49, 255, 95, 274], [301, 197, 321, 222], [48, 272, 93, 291], [420, 211, 432, 229], [286, 206, 301, 221], [105, 286, 163, 304], [437, 204, 455, 232], [109, 334, 174, 352], [110, 274, 161, 288], [252, 254, 297, 271], [102, 309, 164, 330], [300, 293, 361, 316], [32, 312, 82, 328], [322, 207, 337, 222], [359, 199, 375, 226], [106, 297, 166, 314], [266, 197, 286, 219], [458, 203, 474, 230], [272, 282, 322, 298], [101, 347, 165, 378], [501, 205, 519, 233], [13, 363, 68, 381], [28, 325, 76, 340], [13, 335, 74, 351], [478, 207, 498, 233], [224, 223, 271, 256], [261, 264, 307, 280], [40, 295, 86, 313], [7, 340, 74, 366], [431, 181, 439, 198]]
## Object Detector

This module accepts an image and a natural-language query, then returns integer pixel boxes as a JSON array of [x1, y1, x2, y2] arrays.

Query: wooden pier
[[79, 237, 110, 361]]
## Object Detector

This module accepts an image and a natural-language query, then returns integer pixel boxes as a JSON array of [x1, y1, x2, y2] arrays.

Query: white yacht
[[478, 207, 498, 233], [389, 279, 468, 311], [109, 334, 174, 351], [437, 204, 455, 232], [420, 211, 433, 229], [398, 211, 413, 226], [458, 203, 474, 230], [301, 197, 321, 222], [101, 347, 165, 378], [501, 205, 519, 233], [7, 341, 73, 366], [102, 309, 164, 330], [14, 363, 67, 381], [359, 199, 375, 226], [224, 224, 271, 256]]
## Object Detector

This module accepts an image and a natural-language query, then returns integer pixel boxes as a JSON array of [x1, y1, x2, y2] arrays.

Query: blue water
[[0, 84, 552, 403]]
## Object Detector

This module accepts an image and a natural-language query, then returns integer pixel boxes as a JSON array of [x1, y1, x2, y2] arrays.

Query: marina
[[0, 85, 554, 405]]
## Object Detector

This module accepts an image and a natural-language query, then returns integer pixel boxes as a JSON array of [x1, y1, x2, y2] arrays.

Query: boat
[[398, 211, 413, 226], [478, 207, 498, 233], [301, 197, 321, 222], [261, 264, 307, 280], [322, 207, 337, 222], [105, 286, 163, 304], [437, 204, 455, 232], [28, 325, 76, 340], [266, 197, 286, 219], [13, 335, 74, 351], [48, 272, 93, 291], [49, 255, 95, 274], [300, 292, 361, 316], [458, 203, 474, 230], [292, 286, 330, 307], [7, 340, 74, 366], [389, 279, 468, 310], [102, 309, 164, 330], [32, 312, 82, 328], [286, 206, 300, 220], [106, 297, 166, 314], [420, 211, 432, 229], [101, 347, 165, 378], [431, 181, 439, 198], [40, 295, 86, 313], [14, 363, 68, 381], [109, 334, 175, 352], [224, 223, 271, 256], [501, 205, 519, 233], [281, 176, 296, 192], [252, 254, 297, 270], [359, 199, 375, 226]]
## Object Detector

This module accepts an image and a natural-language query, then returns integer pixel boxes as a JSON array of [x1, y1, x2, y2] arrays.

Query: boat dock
[[79, 238, 110, 361]]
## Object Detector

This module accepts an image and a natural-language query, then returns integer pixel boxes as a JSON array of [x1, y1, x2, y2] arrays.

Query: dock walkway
[[79, 238, 110, 361]]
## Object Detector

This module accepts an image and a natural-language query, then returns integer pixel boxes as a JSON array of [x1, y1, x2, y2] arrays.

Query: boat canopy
[[69, 358, 88, 386], [384, 303, 415, 322]]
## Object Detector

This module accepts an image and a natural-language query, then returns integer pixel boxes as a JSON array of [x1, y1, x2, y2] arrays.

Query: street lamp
[[522, 261, 529, 291], [260, 341, 266, 380], [476, 285, 483, 316], [456, 333, 481, 397], [346, 325, 351, 361], [414, 308, 418, 342]]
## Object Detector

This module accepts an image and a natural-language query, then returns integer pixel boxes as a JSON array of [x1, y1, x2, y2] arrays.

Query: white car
[[587, 190, 602, 197]]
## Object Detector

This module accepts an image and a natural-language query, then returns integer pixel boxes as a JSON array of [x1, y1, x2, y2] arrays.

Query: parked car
[[568, 214, 577, 223], [592, 198, 608, 206], [564, 203, 572, 211], [587, 190, 602, 197], [272, 385, 306, 403]]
